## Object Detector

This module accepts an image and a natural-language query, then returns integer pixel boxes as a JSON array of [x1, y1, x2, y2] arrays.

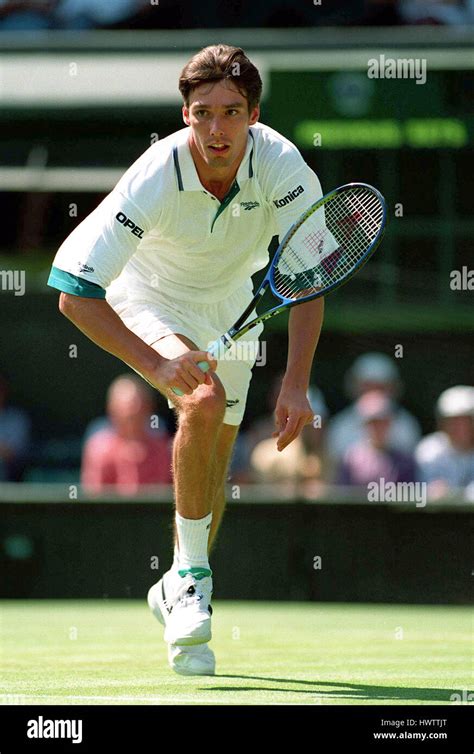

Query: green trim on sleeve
[[47, 266, 106, 299]]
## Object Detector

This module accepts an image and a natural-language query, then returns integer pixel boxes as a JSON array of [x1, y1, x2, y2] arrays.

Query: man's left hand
[[272, 385, 314, 452]]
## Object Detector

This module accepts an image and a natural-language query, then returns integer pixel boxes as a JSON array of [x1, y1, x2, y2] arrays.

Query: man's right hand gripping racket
[[172, 182, 387, 395]]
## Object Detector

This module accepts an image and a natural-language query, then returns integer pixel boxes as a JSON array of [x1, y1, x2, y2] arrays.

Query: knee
[[179, 379, 226, 427]]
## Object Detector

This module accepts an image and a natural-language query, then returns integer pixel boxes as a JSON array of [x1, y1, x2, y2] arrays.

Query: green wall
[[1, 500, 471, 604]]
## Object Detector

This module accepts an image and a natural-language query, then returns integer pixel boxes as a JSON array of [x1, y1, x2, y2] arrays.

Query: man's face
[[441, 415, 473, 451], [366, 416, 392, 449], [108, 382, 152, 440], [357, 380, 395, 398], [183, 79, 259, 172]]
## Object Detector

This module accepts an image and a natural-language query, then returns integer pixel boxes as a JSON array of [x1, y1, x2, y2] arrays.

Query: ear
[[248, 104, 260, 126], [182, 105, 190, 126]]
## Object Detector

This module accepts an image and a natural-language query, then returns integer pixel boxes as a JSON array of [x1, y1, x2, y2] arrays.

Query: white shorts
[[106, 281, 264, 426]]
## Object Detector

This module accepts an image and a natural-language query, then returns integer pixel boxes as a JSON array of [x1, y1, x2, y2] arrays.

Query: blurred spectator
[[54, 0, 147, 28], [337, 390, 417, 486], [415, 385, 474, 499], [0, 0, 56, 29], [327, 352, 421, 462], [0, 373, 31, 481], [249, 384, 330, 494], [81, 373, 172, 495], [399, 0, 474, 25], [226, 432, 254, 484]]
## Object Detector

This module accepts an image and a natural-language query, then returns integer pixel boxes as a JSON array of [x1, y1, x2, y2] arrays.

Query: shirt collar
[[173, 127, 254, 192]]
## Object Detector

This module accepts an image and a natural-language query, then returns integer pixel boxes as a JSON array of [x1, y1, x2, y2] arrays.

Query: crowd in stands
[[242, 354, 473, 501], [1, 353, 473, 501], [1, 0, 473, 30]]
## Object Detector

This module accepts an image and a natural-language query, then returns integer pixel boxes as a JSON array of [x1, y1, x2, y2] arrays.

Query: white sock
[[175, 511, 212, 578], [171, 542, 180, 572]]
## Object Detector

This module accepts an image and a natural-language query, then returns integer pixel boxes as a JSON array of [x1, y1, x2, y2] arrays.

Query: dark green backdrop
[[1, 500, 471, 604]]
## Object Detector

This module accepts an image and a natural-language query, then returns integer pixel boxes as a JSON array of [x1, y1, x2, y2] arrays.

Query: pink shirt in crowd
[[82, 428, 173, 494]]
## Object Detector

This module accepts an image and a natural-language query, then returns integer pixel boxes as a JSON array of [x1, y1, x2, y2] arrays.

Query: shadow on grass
[[204, 677, 469, 703]]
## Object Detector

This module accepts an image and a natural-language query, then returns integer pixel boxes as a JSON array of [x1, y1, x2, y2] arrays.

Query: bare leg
[[151, 333, 240, 558], [170, 421, 238, 556], [208, 423, 240, 552], [151, 333, 226, 522]]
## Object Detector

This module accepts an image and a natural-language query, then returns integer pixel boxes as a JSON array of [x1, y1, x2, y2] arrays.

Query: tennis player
[[48, 44, 325, 675]]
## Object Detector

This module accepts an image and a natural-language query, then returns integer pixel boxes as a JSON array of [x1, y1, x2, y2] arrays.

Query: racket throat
[[208, 331, 236, 360]]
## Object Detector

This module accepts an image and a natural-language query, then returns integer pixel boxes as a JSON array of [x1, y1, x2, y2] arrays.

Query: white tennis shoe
[[148, 569, 213, 646], [167, 642, 216, 676]]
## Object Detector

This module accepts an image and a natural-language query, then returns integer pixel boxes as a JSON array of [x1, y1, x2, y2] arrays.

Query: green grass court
[[1, 601, 471, 706]]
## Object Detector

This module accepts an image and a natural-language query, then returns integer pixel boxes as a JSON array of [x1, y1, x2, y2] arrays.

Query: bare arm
[[273, 297, 325, 451], [284, 297, 324, 391], [58, 293, 216, 395]]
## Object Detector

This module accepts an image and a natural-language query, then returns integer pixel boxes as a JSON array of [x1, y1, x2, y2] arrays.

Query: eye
[[195, 109, 208, 117], [226, 109, 239, 115]]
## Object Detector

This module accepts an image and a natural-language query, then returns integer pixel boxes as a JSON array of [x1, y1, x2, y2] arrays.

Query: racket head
[[269, 182, 387, 304]]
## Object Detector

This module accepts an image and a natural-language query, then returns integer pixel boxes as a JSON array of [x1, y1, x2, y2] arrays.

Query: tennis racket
[[172, 182, 387, 395]]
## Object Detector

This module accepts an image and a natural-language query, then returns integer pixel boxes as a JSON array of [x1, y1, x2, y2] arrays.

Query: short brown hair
[[179, 44, 262, 112]]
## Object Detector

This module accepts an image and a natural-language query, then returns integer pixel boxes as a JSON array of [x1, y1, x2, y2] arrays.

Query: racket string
[[273, 186, 384, 300]]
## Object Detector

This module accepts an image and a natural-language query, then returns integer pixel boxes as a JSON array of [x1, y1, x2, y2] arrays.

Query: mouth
[[207, 143, 231, 156]]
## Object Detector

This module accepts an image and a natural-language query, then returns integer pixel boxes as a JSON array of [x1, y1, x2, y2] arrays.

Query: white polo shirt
[[48, 121, 323, 304]]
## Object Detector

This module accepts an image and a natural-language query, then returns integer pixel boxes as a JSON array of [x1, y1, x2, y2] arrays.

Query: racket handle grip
[[171, 360, 210, 396], [170, 334, 234, 396], [197, 360, 211, 373]]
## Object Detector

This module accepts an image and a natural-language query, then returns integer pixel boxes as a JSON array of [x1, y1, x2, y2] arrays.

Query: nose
[[209, 117, 225, 137]]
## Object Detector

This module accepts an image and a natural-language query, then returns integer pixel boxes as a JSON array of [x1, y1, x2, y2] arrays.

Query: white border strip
[[0, 167, 123, 191], [0, 54, 268, 105]]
